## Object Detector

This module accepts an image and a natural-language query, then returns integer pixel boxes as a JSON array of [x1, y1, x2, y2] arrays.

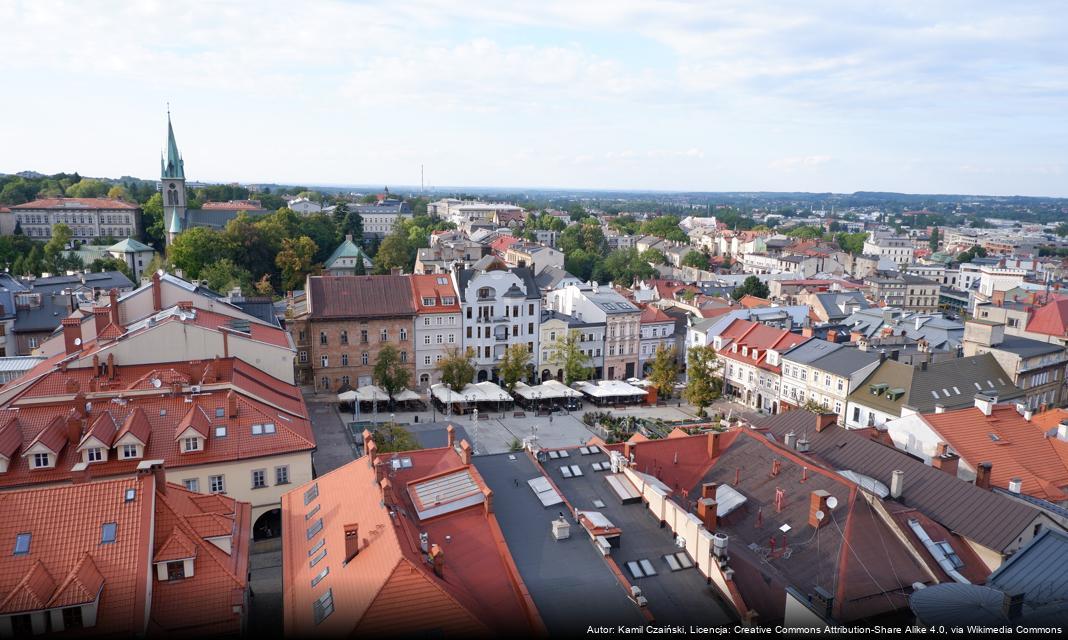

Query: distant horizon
[[2, 2, 1065, 197]]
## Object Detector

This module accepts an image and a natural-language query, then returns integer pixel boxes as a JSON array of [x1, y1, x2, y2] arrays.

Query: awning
[[392, 388, 422, 402], [355, 385, 390, 402], [430, 382, 513, 404], [337, 390, 358, 402], [573, 380, 648, 398], [513, 380, 583, 400]]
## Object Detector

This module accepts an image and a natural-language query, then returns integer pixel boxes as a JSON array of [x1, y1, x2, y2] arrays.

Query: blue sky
[[1, 0, 1066, 195]]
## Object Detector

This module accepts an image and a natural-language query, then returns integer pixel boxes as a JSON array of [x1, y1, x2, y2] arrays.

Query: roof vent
[[1008, 478, 1023, 494]]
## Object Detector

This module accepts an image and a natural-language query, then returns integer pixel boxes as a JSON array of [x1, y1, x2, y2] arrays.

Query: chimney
[[890, 470, 904, 499], [701, 482, 718, 499], [931, 445, 959, 477], [784, 431, 797, 449], [483, 489, 494, 515], [446, 424, 455, 448], [623, 440, 634, 460], [61, 318, 82, 354], [808, 490, 831, 529], [974, 393, 997, 416], [177, 300, 193, 311], [796, 437, 810, 453], [71, 461, 92, 484], [429, 544, 445, 578], [707, 431, 721, 458], [1002, 592, 1025, 621], [93, 307, 110, 334], [815, 412, 836, 432], [812, 586, 834, 619], [151, 272, 162, 311], [826, 330, 838, 343], [696, 497, 718, 531], [153, 464, 167, 495], [801, 327, 814, 338], [1023, 409, 1033, 422], [227, 391, 238, 418], [976, 462, 993, 490], [343, 523, 360, 563], [66, 414, 83, 446], [106, 353, 116, 380], [850, 330, 863, 343], [459, 440, 472, 465], [1008, 477, 1023, 494], [108, 288, 120, 326]]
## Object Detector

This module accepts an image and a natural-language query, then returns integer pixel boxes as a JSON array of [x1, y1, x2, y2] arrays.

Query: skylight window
[[305, 504, 321, 521], [308, 538, 325, 557], [304, 484, 319, 505], [264, 423, 276, 434], [307, 518, 323, 541], [952, 386, 960, 394], [942, 388, 950, 396], [311, 567, 329, 588], [313, 589, 334, 624], [13, 533, 30, 555], [931, 390, 939, 399], [101, 523, 117, 544], [124, 488, 136, 502]]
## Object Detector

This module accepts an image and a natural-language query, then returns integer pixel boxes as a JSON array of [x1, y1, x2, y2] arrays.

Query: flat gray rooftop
[[540, 446, 737, 627], [472, 452, 646, 634]]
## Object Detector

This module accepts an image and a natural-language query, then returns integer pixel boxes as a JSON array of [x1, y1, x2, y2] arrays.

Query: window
[[121, 444, 138, 459], [32, 452, 50, 468], [447, 333, 455, 343], [101, 522, 117, 544], [424, 317, 431, 326], [424, 335, 432, 345], [182, 437, 200, 452], [312, 566, 330, 587], [341, 375, 350, 387], [400, 351, 408, 363], [209, 475, 225, 493], [424, 355, 432, 365], [360, 329, 368, 343], [320, 355, 329, 367], [304, 483, 319, 505], [13, 532, 31, 555], [183, 478, 199, 492], [62, 606, 84, 630], [307, 518, 324, 540], [310, 547, 328, 567], [252, 424, 263, 435], [276, 466, 290, 485], [361, 353, 369, 365], [528, 303, 534, 315], [340, 330, 348, 345], [435, 334, 443, 344], [215, 407, 225, 418], [167, 561, 186, 580], [319, 332, 328, 345], [252, 469, 266, 489], [380, 329, 388, 341], [87, 447, 103, 462], [341, 353, 349, 366], [214, 425, 227, 438], [313, 589, 335, 625], [400, 328, 408, 341]]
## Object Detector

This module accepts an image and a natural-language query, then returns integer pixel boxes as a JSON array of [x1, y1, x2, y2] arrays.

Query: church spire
[[162, 109, 185, 180]]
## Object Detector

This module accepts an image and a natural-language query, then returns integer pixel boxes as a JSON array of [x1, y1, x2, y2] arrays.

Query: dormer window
[[86, 447, 103, 463], [121, 444, 140, 459], [32, 453, 52, 469], [182, 437, 201, 453], [423, 297, 435, 306]]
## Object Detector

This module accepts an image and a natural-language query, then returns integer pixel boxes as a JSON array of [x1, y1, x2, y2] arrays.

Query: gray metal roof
[[987, 528, 1068, 603], [755, 410, 1042, 552], [782, 338, 842, 364], [808, 345, 882, 377], [457, 266, 540, 302], [993, 335, 1065, 358]]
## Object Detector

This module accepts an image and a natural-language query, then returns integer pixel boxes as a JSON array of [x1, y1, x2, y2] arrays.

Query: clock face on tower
[[169, 183, 176, 189]]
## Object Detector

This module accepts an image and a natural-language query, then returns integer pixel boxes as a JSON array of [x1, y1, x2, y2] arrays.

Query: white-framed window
[[435, 334, 443, 344], [424, 317, 431, 326], [400, 328, 408, 341], [209, 475, 225, 494], [121, 444, 138, 459], [86, 447, 103, 462], [276, 466, 290, 485], [447, 334, 455, 343], [183, 478, 199, 492], [424, 335, 432, 344], [33, 453, 51, 468], [320, 355, 329, 367], [252, 469, 266, 489], [424, 355, 432, 365], [182, 437, 200, 452]]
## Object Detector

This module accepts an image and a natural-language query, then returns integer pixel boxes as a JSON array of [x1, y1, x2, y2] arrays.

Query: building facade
[[12, 197, 142, 240], [455, 266, 541, 383], [411, 274, 462, 388], [548, 284, 640, 380]]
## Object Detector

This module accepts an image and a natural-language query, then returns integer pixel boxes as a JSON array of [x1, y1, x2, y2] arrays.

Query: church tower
[[161, 109, 187, 245]]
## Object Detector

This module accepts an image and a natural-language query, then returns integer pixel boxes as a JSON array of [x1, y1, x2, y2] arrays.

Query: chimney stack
[[707, 431, 721, 458], [61, 318, 82, 355], [459, 440, 472, 465], [976, 462, 993, 490], [361, 429, 374, 459], [808, 490, 831, 529], [815, 412, 837, 432], [227, 391, 238, 418], [108, 289, 120, 327], [696, 498, 718, 531], [70, 461, 92, 484], [93, 307, 110, 335], [974, 393, 997, 416], [153, 464, 167, 495], [701, 482, 718, 499], [343, 523, 361, 563], [66, 413, 83, 446], [890, 470, 904, 499], [931, 443, 959, 477], [429, 544, 445, 578], [446, 424, 455, 448], [151, 272, 162, 312], [1008, 478, 1023, 494], [784, 432, 797, 449], [1002, 592, 1025, 621]]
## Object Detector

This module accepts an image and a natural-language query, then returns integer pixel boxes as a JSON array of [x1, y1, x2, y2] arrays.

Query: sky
[[1, 0, 1066, 196]]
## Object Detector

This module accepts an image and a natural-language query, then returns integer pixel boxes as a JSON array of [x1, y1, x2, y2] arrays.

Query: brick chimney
[[93, 307, 110, 335], [809, 490, 831, 528], [343, 523, 360, 564], [826, 330, 838, 343], [801, 327, 814, 338], [429, 544, 445, 578], [483, 489, 494, 515], [815, 412, 837, 432], [850, 330, 864, 342], [459, 440, 472, 465], [227, 391, 238, 418], [151, 272, 162, 312], [177, 300, 193, 311], [108, 288, 120, 327], [701, 482, 718, 499], [71, 461, 92, 484], [61, 318, 82, 354], [707, 431, 721, 458], [931, 443, 959, 477], [66, 414, 83, 446], [446, 424, 455, 448], [696, 497, 718, 531], [976, 462, 993, 490], [106, 353, 116, 380], [153, 464, 167, 495]]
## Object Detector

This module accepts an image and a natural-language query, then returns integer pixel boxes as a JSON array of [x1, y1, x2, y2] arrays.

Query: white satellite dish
[[826, 496, 839, 510], [815, 510, 825, 521], [73, 337, 82, 346], [151, 378, 162, 389]]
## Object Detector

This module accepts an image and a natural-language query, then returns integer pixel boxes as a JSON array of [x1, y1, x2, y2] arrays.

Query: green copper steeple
[[162, 110, 185, 180]]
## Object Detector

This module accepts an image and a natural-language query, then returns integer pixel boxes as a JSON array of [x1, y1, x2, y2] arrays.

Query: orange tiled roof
[[639, 306, 672, 324], [923, 405, 1068, 501], [737, 295, 771, 309], [1025, 298, 1068, 338], [12, 197, 139, 210], [410, 273, 461, 314]]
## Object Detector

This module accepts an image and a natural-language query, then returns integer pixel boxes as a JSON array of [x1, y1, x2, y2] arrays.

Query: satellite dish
[[73, 337, 82, 346], [815, 510, 825, 521], [826, 496, 839, 510], [151, 378, 162, 389]]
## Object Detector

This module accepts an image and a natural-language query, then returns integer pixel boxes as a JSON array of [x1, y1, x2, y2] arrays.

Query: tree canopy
[[731, 275, 770, 300], [436, 348, 476, 393], [684, 345, 720, 417]]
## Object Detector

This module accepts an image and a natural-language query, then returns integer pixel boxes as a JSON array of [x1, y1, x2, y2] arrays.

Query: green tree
[[0, 178, 38, 204], [253, 274, 274, 296], [640, 248, 667, 265], [684, 345, 720, 417], [199, 258, 253, 293], [784, 225, 823, 239], [436, 347, 476, 393], [374, 228, 410, 273], [371, 422, 423, 453], [168, 227, 230, 279], [498, 344, 532, 393], [1055, 222, 1068, 237], [106, 185, 132, 201], [548, 330, 592, 384], [276, 235, 320, 291], [374, 344, 411, 408], [559, 222, 606, 255], [87, 256, 132, 279], [43, 223, 73, 260], [64, 179, 109, 198], [648, 345, 679, 398], [929, 228, 940, 252], [681, 251, 711, 270], [639, 215, 688, 242], [731, 275, 770, 300], [835, 232, 867, 255], [564, 249, 598, 281], [593, 248, 657, 284], [141, 193, 165, 249]]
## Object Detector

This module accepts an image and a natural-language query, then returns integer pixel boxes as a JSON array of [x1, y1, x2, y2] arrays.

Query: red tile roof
[[200, 200, 264, 210], [638, 306, 672, 324], [1025, 298, 1068, 338], [12, 197, 139, 210], [410, 274, 461, 314], [307, 275, 416, 319], [922, 405, 1068, 501], [716, 320, 809, 374], [282, 443, 541, 637], [737, 295, 771, 309]]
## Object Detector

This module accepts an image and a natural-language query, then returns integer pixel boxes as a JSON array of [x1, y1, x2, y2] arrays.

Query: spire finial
[[167, 101, 170, 118]]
